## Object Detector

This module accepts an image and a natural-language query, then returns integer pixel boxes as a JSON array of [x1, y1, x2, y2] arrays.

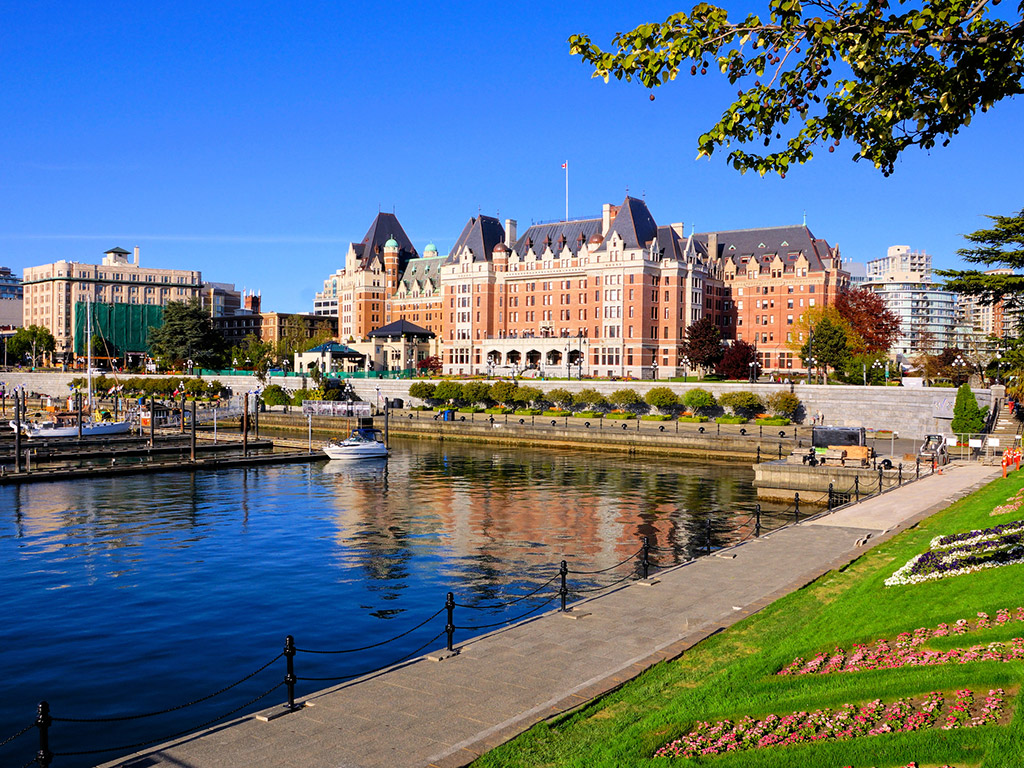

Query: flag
[[561, 162, 567, 169]]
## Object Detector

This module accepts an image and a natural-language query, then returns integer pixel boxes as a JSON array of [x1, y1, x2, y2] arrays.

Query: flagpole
[[564, 162, 569, 222]]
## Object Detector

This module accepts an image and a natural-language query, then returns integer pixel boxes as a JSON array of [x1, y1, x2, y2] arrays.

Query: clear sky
[[2, 1, 1021, 313]]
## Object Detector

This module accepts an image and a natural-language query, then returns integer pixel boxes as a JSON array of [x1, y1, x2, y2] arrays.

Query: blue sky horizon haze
[[2, 1, 1021, 312]]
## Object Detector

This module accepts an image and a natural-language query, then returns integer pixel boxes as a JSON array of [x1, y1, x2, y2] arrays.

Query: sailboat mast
[[86, 298, 93, 413]]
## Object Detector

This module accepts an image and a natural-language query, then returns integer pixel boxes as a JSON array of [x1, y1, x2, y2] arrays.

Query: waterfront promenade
[[101, 461, 998, 768]]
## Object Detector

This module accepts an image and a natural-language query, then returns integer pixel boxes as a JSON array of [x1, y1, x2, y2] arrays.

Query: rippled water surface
[[0, 439, 779, 766]]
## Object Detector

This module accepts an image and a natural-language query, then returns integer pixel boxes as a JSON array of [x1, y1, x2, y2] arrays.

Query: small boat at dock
[[322, 427, 389, 460]]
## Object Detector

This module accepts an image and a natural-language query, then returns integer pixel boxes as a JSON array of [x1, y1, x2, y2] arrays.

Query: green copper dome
[[384, 237, 400, 249], [424, 242, 438, 253]]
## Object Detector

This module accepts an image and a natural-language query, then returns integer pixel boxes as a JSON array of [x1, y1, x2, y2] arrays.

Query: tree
[[834, 288, 902, 354], [801, 316, 851, 383], [229, 335, 274, 383], [573, 388, 609, 410], [645, 386, 680, 412], [938, 208, 1024, 324], [716, 339, 760, 380], [683, 387, 717, 415], [546, 388, 576, 409], [570, 1, 1024, 177], [684, 317, 723, 376], [719, 391, 764, 418], [433, 381, 465, 404], [766, 391, 801, 419], [261, 384, 290, 407], [149, 299, 227, 370], [417, 356, 443, 375], [6, 325, 56, 368], [951, 382, 985, 434], [462, 381, 493, 406], [489, 380, 518, 407], [408, 381, 437, 400], [512, 386, 544, 407], [609, 388, 643, 410]]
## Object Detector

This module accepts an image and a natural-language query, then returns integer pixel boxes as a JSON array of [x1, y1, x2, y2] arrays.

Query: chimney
[[671, 222, 685, 239], [708, 232, 719, 260], [133, 246, 140, 266], [602, 203, 612, 235], [504, 219, 517, 248]]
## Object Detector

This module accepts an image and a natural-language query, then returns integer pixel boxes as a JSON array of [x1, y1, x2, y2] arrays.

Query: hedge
[[715, 415, 748, 424]]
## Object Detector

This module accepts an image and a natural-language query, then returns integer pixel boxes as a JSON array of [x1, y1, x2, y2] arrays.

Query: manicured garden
[[473, 471, 1024, 767]]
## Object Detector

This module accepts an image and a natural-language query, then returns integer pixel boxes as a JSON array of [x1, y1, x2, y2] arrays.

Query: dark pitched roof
[[513, 218, 602, 259], [350, 212, 418, 272], [398, 254, 445, 291], [307, 341, 365, 358], [655, 226, 686, 261], [367, 319, 436, 339], [443, 215, 505, 264], [598, 197, 659, 250], [105, 247, 131, 255], [693, 225, 835, 273]]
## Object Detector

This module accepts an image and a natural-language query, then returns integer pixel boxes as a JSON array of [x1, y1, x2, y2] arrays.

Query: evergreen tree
[[149, 299, 227, 370], [951, 383, 985, 435]]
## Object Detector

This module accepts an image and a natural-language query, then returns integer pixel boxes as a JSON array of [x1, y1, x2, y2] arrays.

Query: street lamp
[[652, 358, 659, 380], [748, 360, 758, 383], [186, 358, 194, 376], [806, 356, 816, 385], [871, 358, 884, 385]]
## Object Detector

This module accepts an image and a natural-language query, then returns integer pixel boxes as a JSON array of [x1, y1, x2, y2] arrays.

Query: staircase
[[981, 400, 1021, 464]]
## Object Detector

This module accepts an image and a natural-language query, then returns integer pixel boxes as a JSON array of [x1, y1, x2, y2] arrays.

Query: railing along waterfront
[[1, 456, 941, 767]]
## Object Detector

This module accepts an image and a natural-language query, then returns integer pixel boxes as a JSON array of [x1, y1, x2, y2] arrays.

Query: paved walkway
[[103, 462, 999, 768]]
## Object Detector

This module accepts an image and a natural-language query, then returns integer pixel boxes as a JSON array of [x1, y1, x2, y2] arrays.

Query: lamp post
[[187, 358, 194, 376], [652, 358, 659, 381], [748, 360, 757, 384], [807, 356, 816, 385], [871, 358, 884, 385], [375, 384, 381, 415], [953, 354, 968, 385]]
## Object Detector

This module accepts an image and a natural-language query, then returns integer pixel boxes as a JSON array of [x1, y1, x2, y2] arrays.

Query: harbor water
[[0, 438, 783, 767]]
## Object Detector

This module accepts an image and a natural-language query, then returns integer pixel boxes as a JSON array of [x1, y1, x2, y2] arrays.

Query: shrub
[[641, 414, 672, 421], [543, 409, 568, 417], [715, 415, 748, 424], [514, 408, 543, 416], [484, 407, 511, 414], [766, 391, 801, 419], [645, 386, 680, 412], [457, 406, 483, 413], [755, 417, 791, 426], [682, 388, 717, 414], [572, 410, 601, 418], [678, 415, 709, 422], [545, 388, 575, 409], [409, 381, 436, 400], [604, 411, 633, 419], [719, 391, 764, 418]]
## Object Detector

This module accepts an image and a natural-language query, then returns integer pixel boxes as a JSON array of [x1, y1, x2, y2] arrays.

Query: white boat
[[10, 415, 131, 438], [322, 428, 389, 460]]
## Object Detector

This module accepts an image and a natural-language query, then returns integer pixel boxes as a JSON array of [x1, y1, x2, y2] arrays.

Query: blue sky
[[2, 1, 1021, 313]]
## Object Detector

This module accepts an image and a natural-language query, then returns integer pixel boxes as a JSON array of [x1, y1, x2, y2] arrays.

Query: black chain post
[[916, 457, 920, 480], [284, 635, 298, 711], [706, 517, 713, 555], [828, 482, 834, 511], [878, 467, 884, 494], [778, 443, 783, 460], [445, 592, 455, 652], [35, 701, 52, 768], [559, 560, 568, 612], [641, 536, 650, 580], [794, 493, 800, 523], [755, 504, 761, 537], [898, 463, 903, 485], [756, 445, 761, 463], [855, 476, 860, 502]]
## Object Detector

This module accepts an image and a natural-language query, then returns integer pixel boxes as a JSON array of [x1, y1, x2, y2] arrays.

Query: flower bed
[[885, 520, 1024, 586], [654, 689, 1005, 759], [777, 608, 1024, 676], [992, 488, 1024, 516]]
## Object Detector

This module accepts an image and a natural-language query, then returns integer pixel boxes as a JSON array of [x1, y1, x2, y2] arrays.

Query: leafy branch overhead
[[569, 0, 1024, 176]]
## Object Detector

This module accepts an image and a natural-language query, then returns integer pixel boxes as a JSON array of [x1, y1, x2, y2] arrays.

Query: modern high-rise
[[0, 266, 23, 330], [863, 246, 957, 357]]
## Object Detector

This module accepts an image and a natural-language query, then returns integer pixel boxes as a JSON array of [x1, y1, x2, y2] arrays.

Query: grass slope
[[474, 471, 1024, 768]]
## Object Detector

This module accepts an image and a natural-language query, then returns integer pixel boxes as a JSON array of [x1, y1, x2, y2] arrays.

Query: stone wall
[[0, 371, 990, 439]]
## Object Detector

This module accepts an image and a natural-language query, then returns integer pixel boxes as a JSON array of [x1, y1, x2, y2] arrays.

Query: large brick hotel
[[316, 197, 850, 378]]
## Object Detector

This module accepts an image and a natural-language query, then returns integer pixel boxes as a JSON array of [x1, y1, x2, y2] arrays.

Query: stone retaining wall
[[0, 371, 989, 438]]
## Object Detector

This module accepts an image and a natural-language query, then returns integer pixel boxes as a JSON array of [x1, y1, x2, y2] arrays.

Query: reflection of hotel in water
[[323, 447, 759, 576]]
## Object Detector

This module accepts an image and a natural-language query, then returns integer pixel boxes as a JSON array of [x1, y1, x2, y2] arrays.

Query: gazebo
[[294, 341, 366, 375], [366, 320, 436, 373]]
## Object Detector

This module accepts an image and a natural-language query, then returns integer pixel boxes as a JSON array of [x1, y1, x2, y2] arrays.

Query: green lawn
[[474, 471, 1024, 768]]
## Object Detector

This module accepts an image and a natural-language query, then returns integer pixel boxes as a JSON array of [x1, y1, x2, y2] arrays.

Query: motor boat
[[11, 414, 131, 438], [322, 427, 389, 460]]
